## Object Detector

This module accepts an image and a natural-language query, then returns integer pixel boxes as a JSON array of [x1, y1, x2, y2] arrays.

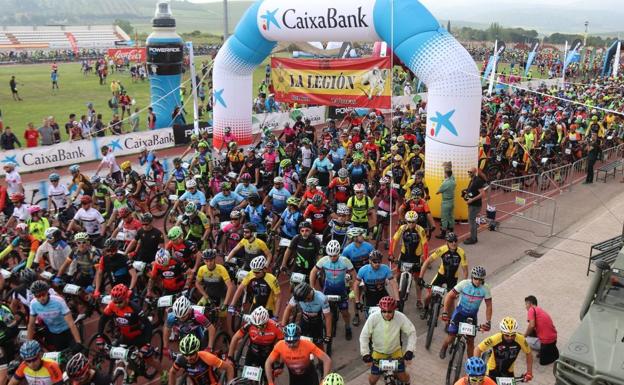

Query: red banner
[[271, 57, 391, 108], [107, 48, 146, 63]]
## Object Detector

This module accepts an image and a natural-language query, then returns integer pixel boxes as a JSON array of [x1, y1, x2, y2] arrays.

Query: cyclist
[[177, 202, 211, 249], [399, 188, 436, 236], [218, 209, 244, 254], [147, 248, 190, 297], [303, 194, 333, 235], [390, 211, 428, 308], [0, 304, 17, 385], [166, 157, 189, 196], [279, 159, 300, 196], [47, 172, 71, 222], [342, 227, 374, 274], [68, 164, 93, 202], [93, 239, 138, 299], [359, 297, 416, 385], [229, 256, 281, 316], [36, 227, 70, 276], [474, 317, 533, 382], [328, 168, 351, 208], [8, 340, 63, 385], [244, 193, 269, 240], [282, 282, 332, 348], [271, 197, 303, 241], [126, 213, 165, 264], [120, 161, 146, 202], [419, 232, 468, 311], [194, 249, 234, 330], [209, 182, 245, 223], [6, 192, 29, 229], [300, 178, 326, 209], [163, 296, 214, 356], [168, 334, 234, 385], [174, 179, 207, 213], [28, 280, 82, 350], [68, 195, 106, 247], [263, 177, 291, 218], [454, 357, 497, 385], [165, 226, 201, 273], [65, 352, 112, 385], [90, 176, 112, 219], [322, 205, 352, 248], [190, 141, 213, 181], [110, 206, 141, 247], [265, 323, 332, 385], [353, 251, 399, 325], [439, 266, 493, 360], [234, 173, 258, 199], [56, 232, 99, 290], [226, 223, 272, 269], [347, 184, 375, 231], [281, 221, 321, 278], [0, 223, 39, 269], [310, 240, 356, 340], [226, 142, 245, 173], [228, 306, 283, 369]]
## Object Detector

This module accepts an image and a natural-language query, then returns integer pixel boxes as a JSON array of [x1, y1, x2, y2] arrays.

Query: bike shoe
[[352, 313, 360, 326], [345, 327, 352, 341], [439, 347, 447, 360], [419, 307, 428, 320]]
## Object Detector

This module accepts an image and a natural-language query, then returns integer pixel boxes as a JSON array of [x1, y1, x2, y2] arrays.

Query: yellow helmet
[[499, 316, 518, 334], [120, 161, 132, 170], [404, 211, 418, 223]]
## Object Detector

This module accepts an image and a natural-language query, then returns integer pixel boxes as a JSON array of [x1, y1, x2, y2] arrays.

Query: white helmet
[[249, 306, 269, 326], [326, 240, 341, 256], [185, 179, 197, 188], [306, 177, 319, 186], [354, 183, 365, 192], [354, 142, 363, 151], [250, 256, 267, 271], [155, 248, 170, 266], [172, 296, 192, 318]]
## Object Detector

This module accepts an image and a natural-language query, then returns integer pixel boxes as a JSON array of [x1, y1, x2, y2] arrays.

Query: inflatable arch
[[212, 0, 481, 219]]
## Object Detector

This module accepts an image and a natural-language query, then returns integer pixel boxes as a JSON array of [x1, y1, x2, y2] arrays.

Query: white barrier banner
[[94, 128, 175, 159], [251, 106, 326, 134], [381, 94, 427, 112]]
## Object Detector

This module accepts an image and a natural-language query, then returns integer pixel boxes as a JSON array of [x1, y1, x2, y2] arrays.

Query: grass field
[[0, 55, 268, 140]]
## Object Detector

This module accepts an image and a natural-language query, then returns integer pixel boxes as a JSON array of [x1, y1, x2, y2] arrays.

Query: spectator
[[51, 70, 59, 90], [78, 115, 91, 138], [94, 113, 105, 137], [524, 295, 559, 365], [435, 164, 456, 239], [119, 90, 131, 120], [49, 116, 61, 144], [0, 175, 12, 218], [9, 75, 22, 101], [0, 126, 21, 150], [172, 106, 186, 128], [584, 132, 601, 184], [109, 114, 123, 135], [64, 113, 76, 135], [86, 103, 96, 125], [24, 122, 39, 147], [462, 167, 486, 245], [69, 121, 83, 141], [147, 107, 156, 130], [39, 118, 54, 146], [265, 93, 278, 113], [130, 108, 140, 132], [108, 92, 119, 116]]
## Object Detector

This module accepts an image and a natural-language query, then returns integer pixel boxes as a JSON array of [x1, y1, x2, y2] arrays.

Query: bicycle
[[372, 358, 404, 385], [396, 261, 416, 312], [445, 319, 478, 385], [325, 294, 343, 356], [422, 284, 446, 350]]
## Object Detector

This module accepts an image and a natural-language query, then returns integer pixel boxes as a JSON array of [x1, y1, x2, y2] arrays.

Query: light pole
[[584, 21, 589, 46], [223, 0, 229, 40]]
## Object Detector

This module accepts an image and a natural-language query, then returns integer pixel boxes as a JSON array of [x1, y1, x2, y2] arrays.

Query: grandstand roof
[[0, 25, 130, 50]]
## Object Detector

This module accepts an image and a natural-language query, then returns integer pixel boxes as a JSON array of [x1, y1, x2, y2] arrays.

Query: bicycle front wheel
[[148, 193, 170, 218], [143, 329, 164, 380], [445, 339, 465, 385]]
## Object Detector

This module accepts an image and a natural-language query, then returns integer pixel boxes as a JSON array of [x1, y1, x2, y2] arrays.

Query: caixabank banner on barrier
[[271, 57, 391, 108]]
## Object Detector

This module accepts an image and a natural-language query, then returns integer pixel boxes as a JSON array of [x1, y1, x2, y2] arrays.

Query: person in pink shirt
[[524, 295, 559, 365]]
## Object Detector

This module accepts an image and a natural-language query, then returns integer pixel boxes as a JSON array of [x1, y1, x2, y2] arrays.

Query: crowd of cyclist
[[2, 78, 620, 385]]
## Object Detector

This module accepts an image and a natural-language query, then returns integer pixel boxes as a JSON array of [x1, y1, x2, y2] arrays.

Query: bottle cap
[[153, 1, 176, 28]]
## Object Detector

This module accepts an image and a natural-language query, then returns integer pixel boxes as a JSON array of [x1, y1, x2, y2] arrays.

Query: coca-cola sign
[[107, 48, 146, 62]]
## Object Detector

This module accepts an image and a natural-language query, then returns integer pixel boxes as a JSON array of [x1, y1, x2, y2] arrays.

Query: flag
[[525, 41, 540, 77]]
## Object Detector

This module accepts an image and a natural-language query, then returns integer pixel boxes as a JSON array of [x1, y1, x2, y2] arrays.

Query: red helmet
[[80, 195, 92, 204], [378, 296, 397, 312], [10, 192, 24, 202], [118, 207, 131, 218], [110, 284, 130, 301]]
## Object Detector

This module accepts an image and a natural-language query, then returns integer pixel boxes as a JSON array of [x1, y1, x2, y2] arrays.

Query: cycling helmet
[[173, 157, 182, 165], [280, 159, 292, 168], [393, 154, 403, 162], [499, 317, 518, 334], [471, 266, 486, 280], [446, 232, 458, 242], [80, 195, 92, 204], [44, 227, 61, 241], [110, 284, 130, 301], [411, 188, 423, 198], [185, 179, 197, 189], [273, 176, 284, 184], [241, 173, 252, 181], [368, 250, 383, 261], [69, 164, 80, 174], [229, 209, 242, 219], [354, 142, 363, 151], [168, 226, 183, 240], [323, 373, 344, 385], [311, 194, 323, 205], [287, 197, 300, 206], [379, 177, 390, 184], [220, 181, 231, 190], [336, 205, 350, 215], [118, 207, 131, 218], [28, 205, 42, 215], [179, 334, 201, 355], [9, 192, 24, 202], [185, 201, 197, 214], [378, 296, 397, 312], [347, 227, 365, 238], [243, 222, 257, 233], [465, 357, 487, 377], [198, 141, 209, 149], [397, 135, 405, 143], [20, 340, 41, 360], [202, 249, 217, 260], [120, 161, 132, 170], [299, 221, 312, 230], [90, 175, 101, 184], [103, 238, 117, 251], [404, 211, 418, 223], [337, 168, 348, 178], [353, 183, 365, 192], [19, 268, 37, 286], [140, 213, 153, 223], [326, 240, 341, 256], [293, 282, 313, 302], [114, 187, 125, 196], [155, 248, 171, 266], [30, 280, 50, 295], [306, 178, 318, 187], [352, 153, 364, 161], [3, 162, 16, 169], [249, 306, 269, 326], [16, 223, 28, 234], [249, 256, 267, 271], [48, 173, 60, 182], [74, 232, 89, 242], [66, 353, 90, 379], [172, 296, 192, 319], [283, 323, 301, 342], [390, 145, 398, 151]]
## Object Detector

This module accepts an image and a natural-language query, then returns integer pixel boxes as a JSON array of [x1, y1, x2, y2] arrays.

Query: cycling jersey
[[347, 163, 368, 184], [323, 219, 352, 247], [269, 339, 323, 375], [227, 151, 244, 172], [166, 309, 210, 340], [210, 191, 244, 219], [315, 256, 353, 294], [454, 377, 497, 385], [173, 351, 223, 385], [97, 252, 131, 286], [244, 204, 268, 235], [183, 212, 210, 239], [281, 170, 299, 194], [429, 245, 467, 279], [328, 177, 350, 203], [301, 189, 327, 206], [220, 222, 243, 251], [280, 209, 302, 239], [240, 271, 280, 312], [67, 247, 100, 282], [357, 264, 393, 306], [180, 190, 207, 207], [234, 183, 258, 199], [392, 224, 428, 260], [29, 295, 70, 334], [303, 204, 331, 234], [151, 258, 187, 292], [14, 359, 63, 385], [124, 170, 145, 195], [267, 187, 291, 214], [375, 186, 399, 212], [93, 185, 112, 205], [102, 300, 144, 340], [167, 240, 198, 268], [0, 235, 39, 268], [196, 264, 230, 299], [237, 319, 283, 354], [73, 174, 93, 196], [73, 207, 105, 236], [287, 234, 321, 274], [237, 238, 270, 261], [48, 183, 69, 208], [359, 309, 416, 356], [263, 151, 278, 172], [342, 241, 374, 270], [347, 195, 373, 224], [453, 279, 492, 315], [288, 290, 330, 317], [478, 332, 531, 374], [34, 240, 71, 271]]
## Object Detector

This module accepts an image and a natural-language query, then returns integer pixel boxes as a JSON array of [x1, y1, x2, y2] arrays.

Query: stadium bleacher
[[0, 25, 130, 50]]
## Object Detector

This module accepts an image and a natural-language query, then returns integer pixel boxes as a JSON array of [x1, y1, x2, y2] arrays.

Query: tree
[[114, 19, 134, 35]]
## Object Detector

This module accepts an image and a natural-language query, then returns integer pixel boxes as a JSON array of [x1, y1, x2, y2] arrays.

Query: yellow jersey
[[478, 332, 531, 373]]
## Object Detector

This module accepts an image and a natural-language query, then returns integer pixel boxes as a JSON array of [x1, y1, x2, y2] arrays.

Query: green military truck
[[554, 247, 624, 384]]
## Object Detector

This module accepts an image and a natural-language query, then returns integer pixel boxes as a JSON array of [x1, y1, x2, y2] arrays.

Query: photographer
[[583, 132, 601, 185], [462, 167, 486, 245]]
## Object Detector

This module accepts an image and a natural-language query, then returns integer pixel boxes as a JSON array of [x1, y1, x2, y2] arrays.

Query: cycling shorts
[[447, 308, 478, 335], [430, 273, 457, 289]]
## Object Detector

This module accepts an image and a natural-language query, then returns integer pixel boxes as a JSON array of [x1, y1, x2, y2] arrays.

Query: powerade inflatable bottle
[[147, 1, 184, 129]]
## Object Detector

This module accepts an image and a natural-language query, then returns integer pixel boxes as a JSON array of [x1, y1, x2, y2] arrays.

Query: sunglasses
[[25, 357, 39, 363], [300, 228, 312, 232], [34, 292, 48, 298], [468, 376, 484, 383], [252, 270, 263, 274], [381, 310, 394, 314], [503, 333, 516, 338], [370, 260, 381, 264], [243, 230, 252, 234], [76, 241, 89, 245]]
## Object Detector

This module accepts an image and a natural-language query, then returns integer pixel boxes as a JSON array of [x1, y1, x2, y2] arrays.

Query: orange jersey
[[269, 339, 323, 375], [14, 359, 63, 385]]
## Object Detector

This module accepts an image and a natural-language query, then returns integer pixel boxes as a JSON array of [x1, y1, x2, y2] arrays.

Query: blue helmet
[[465, 357, 486, 376], [69, 164, 80, 174], [20, 340, 41, 360], [48, 173, 60, 182], [283, 323, 301, 342]]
